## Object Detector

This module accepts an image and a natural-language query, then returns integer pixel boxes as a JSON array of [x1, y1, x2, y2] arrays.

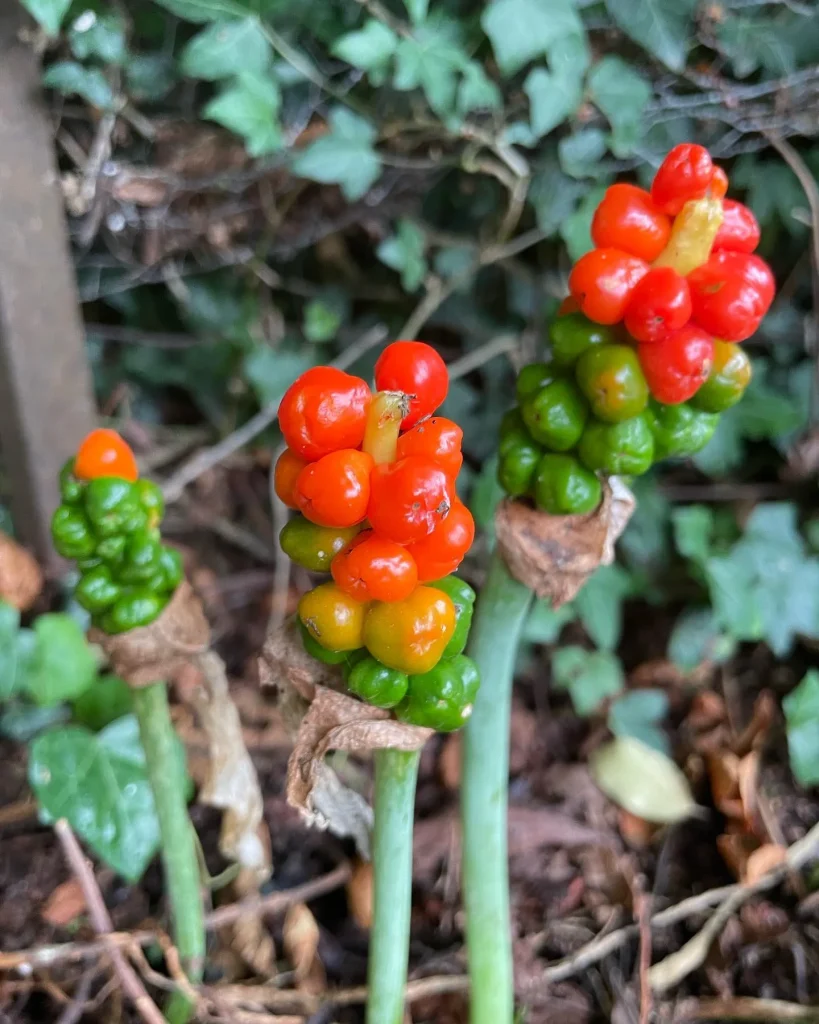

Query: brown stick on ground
[[53, 819, 168, 1024]]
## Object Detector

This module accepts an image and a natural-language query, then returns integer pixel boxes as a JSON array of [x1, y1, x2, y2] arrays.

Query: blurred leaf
[[243, 344, 315, 405], [125, 54, 177, 101], [468, 456, 504, 548], [181, 18, 271, 79], [619, 477, 671, 576], [560, 184, 607, 260], [783, 671, 819, 786], [558, 129, 607, 179], [608, 690, 670, 754], [393, 17, 467, 116], [529, 156, 585, 235], [203, 71, 282, 156], [587, 55, 651, 156], [403, 0, 428, 25], [668, 607, 737, 672], [333, 19, 398, 71], [552, 646, 624, 716], [672, 504, 714, 566], [0, 603, 22, 702], [20, 0, 71, 35], [69, 10, 127, 63], [524, 600, 575, 644], [72, 675, 133, 732], [303, 299, 342, 343], [591, 736, 697, 822], [457, 61, 502, 114], [481, 0, 581, 77], [377, 220, 427, 292], [0, 704, 69, 743], [603, 0, 698, 71], [733, 156, 805, 235], [717, 15, 795, 79], [434, 246, 473, 280], [23, 615, 97, 708], [152, 0, 257, 21], [43, 62, 116, 110], [574, 564, 632, 651], [524, 34, 588, 140], [292, 107, 381, 200]]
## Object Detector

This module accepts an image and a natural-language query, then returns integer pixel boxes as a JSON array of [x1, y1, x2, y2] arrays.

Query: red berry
[[367, 455, 453, 544], [294, 449, 373, 528], [405, 500, 475, 582], [395, 416, 463, 481], [639, 325, 715, 405], [651, 144, 714, 215], [374, 340, 449, 429], [687, 251, 775, 342], [710, 166, 729, 199], [713, 199, 761, 254], [568, 248, 649, 325], [331, 531, 418, 603], [591, 184, 671, 262], [624, 267, 692, 344], [74, 429, 139, 482], [279, 367, 371, 461]]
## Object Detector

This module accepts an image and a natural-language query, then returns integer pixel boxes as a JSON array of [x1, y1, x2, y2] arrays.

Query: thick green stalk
[[132, 683, 205, 1022], [366, 747, 421, 1024], [461, 550, 533, 1024]]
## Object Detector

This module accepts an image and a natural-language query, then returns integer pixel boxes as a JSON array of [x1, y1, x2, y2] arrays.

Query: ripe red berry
[[591, 184, 671, 262], [405, 500, 475, 582], [294, 449, 373, 528], [624, 267, 692, 344], [639, 325, 715, 405], [367, 455, 453, 544], [568, 248, 649, 325], [651, 144, 714, 215], [374, 340, 449, 429], [713, 199, 761, 254], [687, 251, 775, 342], [710, 166, 729, 199], [279, 367, 371, 461]]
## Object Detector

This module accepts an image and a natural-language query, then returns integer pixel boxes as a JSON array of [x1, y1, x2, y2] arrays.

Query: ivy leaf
[[403, 0, 428, 26], [717, 15, 795, 79], [292, 107, 381, 200], [603, 0, 697, 72], [672, 504, 714, 566], [243, 344, 315, 405], [152, 0, 258, 22], [332, 19, 398, 72], [524, 34, 588, 140], [0, 603, 22, 702], [481, 0, 581, 77], [529, 156, 585, 236], [20, 0, 72, 36], [23, 614, 97, 707], [204, 72, 282, 156], [377, 219, 427, 292], [302, 299, 342, 343], [558, 129, 607, 179], [68, 10, 127, 64], [783, 671, 819, 787], [181, 18, 271, 80], [552, 646, 624, 716], [72, 674, 133, 732], [668, 607, 737, 672], [457, 61, 502, 115], [608, 690, 670, 754], [560, 184, 607, 261], [588, 55, 651, 157], [393, 17, 467, 116], [524, 600, 575, 644], [574, 564, 632, 651], [42, 62, 116, 110], [125, 54, 177, 102]]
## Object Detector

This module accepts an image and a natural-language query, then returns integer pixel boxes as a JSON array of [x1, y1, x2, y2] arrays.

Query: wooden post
[[0, 1, 96, 571]]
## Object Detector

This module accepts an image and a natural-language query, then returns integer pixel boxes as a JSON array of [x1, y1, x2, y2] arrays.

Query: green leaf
[[0, 603, 22, 701], [668, 607, 737, 672], [587, 55, 651, 157], [574, 564, 632, 651], [482, 0, 582, 76], [181, 18, 271, 80], [529, 156, 585, 236], [717, 15, 795, 79], [292, 107, 381, 200], [333, 19, 398, 71], [302, 299, 342, 343], [243, 344, 315, 405], [591, 736, 697, 822], [20, 0, 72, 36], [393, 17, 467, 116], [603, 0, 697, 71], [69, 10, 127, 64], [559, 184, 607, 261], [672, 505, 714, 567], [403, 0, 428, 25], [524, 34, 588, 140], [152, 0, 256, 22], [377, 219, 427, 292], [29, 718, 162, 880], [203, 71, 282, 156], [0, 704, 69, 743], [457, 61, 502, 115], [552, 646, 624, 716], [23, 614, 97, 708], [608, 690, 669, 754], [42, 62, 116, 111], [125, 54, 177, 102], [72, 674, 133, 732], [558, 129, 607, 179], [523, 600, 575, 644], [784, 671, 819, 786]]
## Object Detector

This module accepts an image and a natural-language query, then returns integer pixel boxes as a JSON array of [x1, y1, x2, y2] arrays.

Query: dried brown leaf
[[93, 581, 209, 688], [494, 477, 635, 606], [0, 532, 42, 611], [111, 172, 170, 207], [283, 903, 325, 994], [346, 859, 373, 930], [42, 878, 86, 927], [224, 864, 276, 976]]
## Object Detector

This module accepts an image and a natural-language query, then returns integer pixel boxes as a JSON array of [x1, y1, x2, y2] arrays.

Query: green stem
[[132, 683, 205, 1022], [366, 747, 421, 1024], [461, 550, 533, 1024]]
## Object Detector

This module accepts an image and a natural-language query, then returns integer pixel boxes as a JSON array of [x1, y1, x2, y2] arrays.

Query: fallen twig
[[688, 997, 819, 1022]]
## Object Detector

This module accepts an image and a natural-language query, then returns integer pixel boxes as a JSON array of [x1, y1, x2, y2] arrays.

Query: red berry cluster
[[567, 144, 775, 405]]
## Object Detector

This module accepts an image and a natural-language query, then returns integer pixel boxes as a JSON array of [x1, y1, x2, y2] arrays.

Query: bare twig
[[689, 998, 819, 1022], [53, 820, 166, 1024], [447, 334, 520, 381]]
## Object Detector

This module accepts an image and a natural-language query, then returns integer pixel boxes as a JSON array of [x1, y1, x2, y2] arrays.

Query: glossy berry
[[575, 345, 649, 423], [713, 200, 760, 254], [578, 413, 655, 477], [624, 267, 692, 343], [294, 449, 373, 528], [533, 453, 602, 516], [74, 429, 139, 482], [520, 377, 589, 452], [298, 582, 366, 652], [279, 518, 361, 573], [396, 416, 463, 480], [650, 143, 713, 215], [591, 184, 671, 262], [279, 366, 371, 460], [363, 586, 456, 675], [429, 575, 475, 658], [367, 456, 453, 545], [405, 500, 475, 582], [516, 362, 554, 404], [497, 436, 542, 497], [647, 400, 719, 460], [557, 295, 580, 316], [273, 448, 308, 509], [347, 657, 409, 709], [396, 654, 480, 732], [690, 340, 752, 413], [638, 325, 714, 405], [374, 340, 449, 428], [710, 166, 729, 199], [687, 251, 775, 342], [569, 248, 649, 325], [549, 314, 618, 368], [331, 532, 418, 603]]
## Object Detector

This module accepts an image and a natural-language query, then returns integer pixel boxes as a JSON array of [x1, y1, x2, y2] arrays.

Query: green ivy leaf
[[393, 17, 467, 116], [0, 603, 22, 702], [608, 690, 670, 754], [524, 35, 587, 140], [23, 615, 97, 708], [181, 18, 271, 80], [668, 607, 737, 672], [69, 10, 127, 64], [152, 0, 256, 22], [558, 128, 607, 179], [523, 600, 575, 644], [403, 0, 428, 26], [302, 299, 342, 344], [30, 718, 165, 880], [603, 0, 697, 72], [560, 184, 607, 261], [203, 71, 282, 156], [332, 19, 398, 72], [457, 61, 502, 115], [783, 671, 819, 786], [482, 0, 581, 76], [292, 107, 381, 200], [717, 15, 795, 79], [574, 564, 632, 651], [125, 54, 177, 102], [377, 219, 427, 292], [20, 0, 71, 36], [529, 155, 585, 236], [672, 504, 714, 567], [552, 646, 624, 716], [42, 62, 116, 110], [72, 675, 133, 732], [588, 55, 651, 157], [243, 344, 315, 405]]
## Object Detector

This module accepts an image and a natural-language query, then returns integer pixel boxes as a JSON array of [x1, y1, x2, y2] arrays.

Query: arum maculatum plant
[[52, 429, 208, 1024], [462, 144, 777, 1024], [275, 340, 478, 1023]]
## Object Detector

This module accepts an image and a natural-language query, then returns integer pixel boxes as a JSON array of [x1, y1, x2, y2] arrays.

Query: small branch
[[689, 998, 819, 1022], [53, 820, 167, 1024], [447, 334, 520, 381]]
